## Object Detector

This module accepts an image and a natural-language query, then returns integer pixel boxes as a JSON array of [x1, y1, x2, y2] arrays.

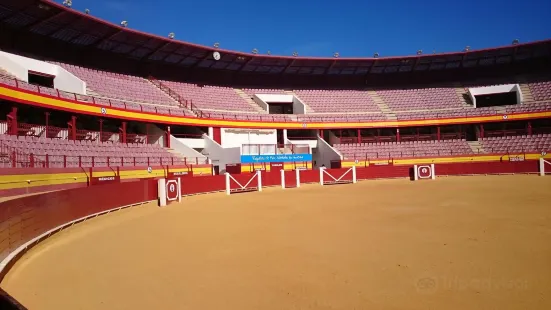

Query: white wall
[[256, 94, 294, 103], [252, 95, 269, 112], [221, 128, 277, 149], [0, 51, 86, 94], [170, 136, 207, 159], [203, 134, 240, 173], [468, 84, 523, 107], [292, 96, 306, 114], [287, 139, 317, 149], [315, 135, 343, 168], [328, 131, 340, 145]]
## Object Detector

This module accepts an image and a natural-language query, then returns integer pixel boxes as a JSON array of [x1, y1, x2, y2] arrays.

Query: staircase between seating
[[367, 90, 396, 120], [146, 78, 196, 116], [468, 140, 485, 154], [234, 89, 266, 112]]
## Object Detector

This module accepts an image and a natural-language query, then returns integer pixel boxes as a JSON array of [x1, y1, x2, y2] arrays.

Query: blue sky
[[63, 0, 550, 57]]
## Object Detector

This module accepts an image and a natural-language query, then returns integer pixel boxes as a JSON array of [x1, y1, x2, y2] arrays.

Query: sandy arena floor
[[2, 175, 551, 310]]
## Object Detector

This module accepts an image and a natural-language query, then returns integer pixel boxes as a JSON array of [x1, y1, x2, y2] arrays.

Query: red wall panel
[[180, 175, 226, 195], [435, 161, 539, 176], [356, 165, 411, 180], [0, 180, 157, 272]]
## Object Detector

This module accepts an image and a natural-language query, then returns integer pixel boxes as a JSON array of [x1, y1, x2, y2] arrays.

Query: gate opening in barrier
[[226, 170, 262, 194], [540, 158, 551, 176], [158, 178, 182, 207], [281, 169, 301, 189], [413, 164, 436, 181], [320, 166, 357, 185]]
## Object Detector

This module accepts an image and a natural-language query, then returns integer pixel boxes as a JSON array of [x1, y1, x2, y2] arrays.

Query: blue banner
[[240, 154, 313, 163]]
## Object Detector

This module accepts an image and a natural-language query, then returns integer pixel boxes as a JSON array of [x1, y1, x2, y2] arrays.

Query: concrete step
[[367, 90, 396, 120], [518, 84, 534, 103], [467, 141, 485, 154], [234, 88, 265, 112], [145, 79, 196, 116], [455, 87, 472, 108]]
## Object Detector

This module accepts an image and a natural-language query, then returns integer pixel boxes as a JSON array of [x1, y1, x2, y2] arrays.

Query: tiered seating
[[479, 134, 551, 154], [505, 102, 551, 114], [0, 135, 185, 168], [377, 88, 464, 111], [293, 89, 381, 113], [55, 62, 175, 106], [527, 81, 551, 101], [161, 81, 256, 112], [334, 140, 473, 159]]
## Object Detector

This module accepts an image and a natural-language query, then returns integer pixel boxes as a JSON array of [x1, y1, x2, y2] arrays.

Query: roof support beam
[[25, 11, 66, 31], [281, 59, 296, 75], [140, 41, 172, 60], [91, 29, 123, 48], [188, 52, 214, 68]]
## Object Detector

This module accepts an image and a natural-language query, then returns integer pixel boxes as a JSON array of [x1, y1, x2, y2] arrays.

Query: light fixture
[[292, 51, 298, 57], [333, 52, 340, 58], [373, 52, 379, 58], [62, 0, 72, 7], [464, 46, 470, 52], [512, 39, 519, 45], [267, 50, 271, 55], [252, 48, 258, 54], [168, 32, 175, 39], [417, 50, 423, 55], [213, 42, 220, 48], [84, 8, 90, 14], [120, 20, 128, 27]]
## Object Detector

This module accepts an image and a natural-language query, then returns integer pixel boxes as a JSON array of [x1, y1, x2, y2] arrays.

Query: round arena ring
[[1, 163, 551, 310]]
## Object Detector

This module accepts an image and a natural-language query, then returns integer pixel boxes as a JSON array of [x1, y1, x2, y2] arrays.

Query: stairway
[[367, 90, 397, 120], [146, 79, 196, 116], [234, 89, 266, 112], [285, 90, 315, 113], [454, 85, 472, 108], [467, 140, 485, 154], [518, 83, 534, 103], [0, 67, 15, 78], [86, 87, 102, 97]]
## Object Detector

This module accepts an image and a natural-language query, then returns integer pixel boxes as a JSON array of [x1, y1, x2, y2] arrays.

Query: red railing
[[0, 75, 188, 117], [345, 147, 548, 163], [0, 150, 208, 169], [2, 74, 551, 124], [147, 76, 196, 112]]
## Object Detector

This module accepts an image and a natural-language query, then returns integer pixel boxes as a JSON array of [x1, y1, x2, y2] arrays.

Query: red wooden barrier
[[0, 179, 158, 276]]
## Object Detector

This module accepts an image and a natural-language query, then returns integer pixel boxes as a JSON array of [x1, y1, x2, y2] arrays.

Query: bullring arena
[[1, 0, 551, 309], [1, 166, 551, 310]]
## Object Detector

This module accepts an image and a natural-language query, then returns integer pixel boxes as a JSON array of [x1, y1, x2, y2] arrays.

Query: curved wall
[[0, 160, 542, 307]]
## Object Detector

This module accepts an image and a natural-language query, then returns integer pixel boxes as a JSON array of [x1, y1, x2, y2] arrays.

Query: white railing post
[[320, 167, 325, 185], [540, 158, 545, 176], [257, 170, 262, 192], [281, 169, 285, 189], [296, 168, 301, 188], [352, 166, 357, 183], [225, 173, 231, 195], [177, 177, 182, 203], [431, 164, 436, 180], [414, 165, 419, 181], [158, 178, 167, 207]]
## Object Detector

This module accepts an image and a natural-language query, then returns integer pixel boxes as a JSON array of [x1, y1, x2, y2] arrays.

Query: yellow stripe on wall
[[2, 86, 550, 129]]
